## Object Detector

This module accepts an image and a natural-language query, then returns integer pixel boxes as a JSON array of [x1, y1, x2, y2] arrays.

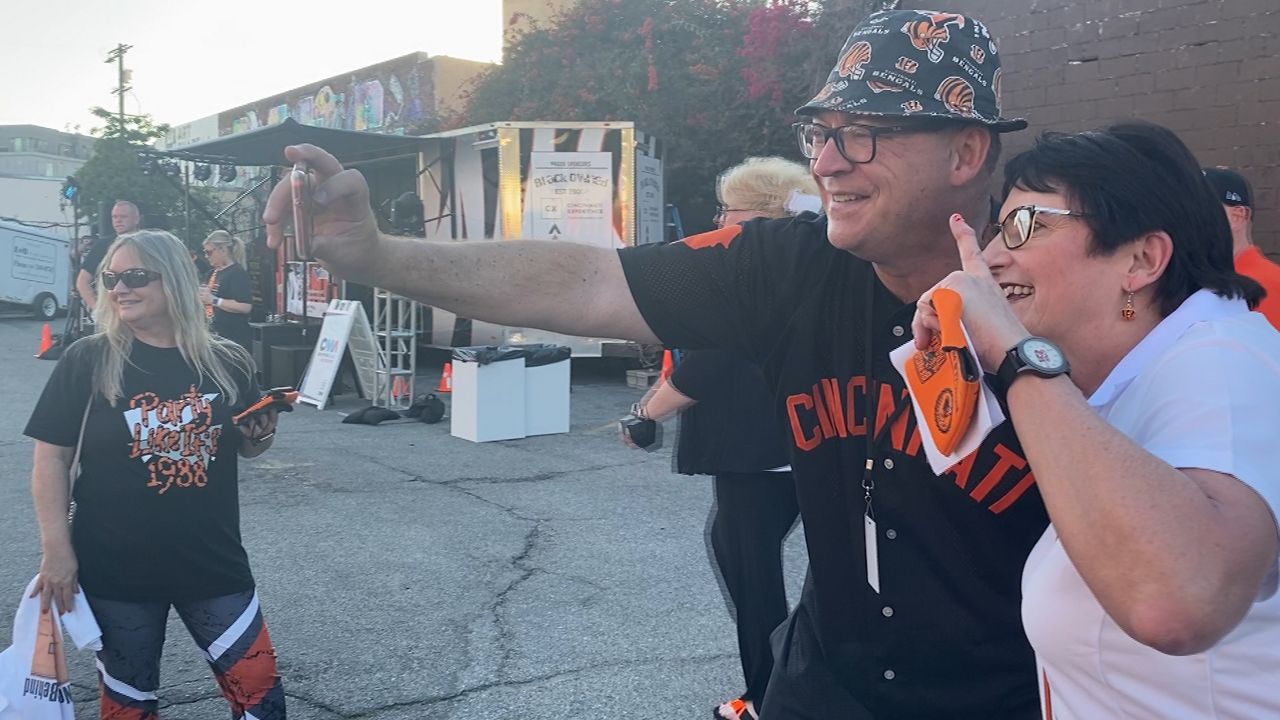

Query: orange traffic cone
[[437, 362, 453, 393], [35, 323, 54, 357], [660, 349, 675, 381]]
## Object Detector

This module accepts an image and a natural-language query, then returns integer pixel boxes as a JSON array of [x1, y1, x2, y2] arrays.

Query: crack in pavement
[[341, 651, 740, 718], [435, 459, 644, 486]]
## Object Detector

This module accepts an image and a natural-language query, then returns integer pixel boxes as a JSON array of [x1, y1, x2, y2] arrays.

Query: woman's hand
[[912, 214, 1030, 370], [32, 545, 79, 613], [237, 407, 278, 457]]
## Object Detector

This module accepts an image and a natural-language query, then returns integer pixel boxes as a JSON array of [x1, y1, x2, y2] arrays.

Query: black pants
[[88, 588, 285, 719], [708, 470, 801, 704]]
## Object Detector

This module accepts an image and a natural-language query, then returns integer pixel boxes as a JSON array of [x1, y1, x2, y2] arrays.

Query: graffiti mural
[[218, 52, 436, 137]]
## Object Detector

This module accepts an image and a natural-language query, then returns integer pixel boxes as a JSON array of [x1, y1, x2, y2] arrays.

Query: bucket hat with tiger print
[[798, 9, 1028, 132]]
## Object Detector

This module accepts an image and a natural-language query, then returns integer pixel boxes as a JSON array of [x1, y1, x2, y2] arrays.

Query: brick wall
[[904, 0, 1280, 254]]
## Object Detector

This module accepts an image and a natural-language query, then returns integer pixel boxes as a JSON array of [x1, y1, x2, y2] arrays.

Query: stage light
[[193, 163, 212, 182], [218, 164, 237, 183]]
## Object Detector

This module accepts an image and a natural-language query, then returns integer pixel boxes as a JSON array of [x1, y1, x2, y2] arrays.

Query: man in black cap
[[264, 10, 1043, 718], [1203, 166, 1280, 329]]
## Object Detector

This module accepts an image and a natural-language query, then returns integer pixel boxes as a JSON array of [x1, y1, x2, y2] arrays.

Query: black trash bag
[[342, 405, 402, 425], [403, 393, 446, 424], [451, 345, 525, 365], [510, 343, 571, 367]]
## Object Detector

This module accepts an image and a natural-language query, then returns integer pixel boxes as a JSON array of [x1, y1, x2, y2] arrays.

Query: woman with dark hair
[[913, 121, 1280, 718], [25, 230, 285, 719]]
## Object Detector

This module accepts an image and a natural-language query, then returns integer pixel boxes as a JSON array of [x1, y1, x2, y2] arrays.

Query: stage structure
[[416, 121, 665, 361], [160, 119, 432, 409]]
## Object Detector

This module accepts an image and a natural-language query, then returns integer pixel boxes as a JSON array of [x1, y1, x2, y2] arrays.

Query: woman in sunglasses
[[912, 122, 1280, 718], [200, 230, 254, 350], [24, 230, 286, 719]]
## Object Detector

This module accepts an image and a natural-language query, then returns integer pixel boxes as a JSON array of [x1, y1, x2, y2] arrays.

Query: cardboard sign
[[298, 300, 382, 409]]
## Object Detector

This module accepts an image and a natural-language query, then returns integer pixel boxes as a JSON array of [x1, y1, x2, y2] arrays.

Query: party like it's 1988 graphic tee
[[24, 337, 258, 602]]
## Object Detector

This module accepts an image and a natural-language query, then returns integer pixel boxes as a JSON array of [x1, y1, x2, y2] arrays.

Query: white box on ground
[[524, 359, 571, 436], [450, 357, 527, 442]]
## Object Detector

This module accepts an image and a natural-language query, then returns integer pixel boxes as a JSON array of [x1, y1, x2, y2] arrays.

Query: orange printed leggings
[[87, 589, 284, 719]]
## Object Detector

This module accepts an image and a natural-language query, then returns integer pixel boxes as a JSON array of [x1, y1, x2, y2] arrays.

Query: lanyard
[[860, 265, 911, 592]]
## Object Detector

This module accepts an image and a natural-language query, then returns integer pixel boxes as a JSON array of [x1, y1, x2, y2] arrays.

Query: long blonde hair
[[94, 230, 254, 405], [204, 229, 247, 267]]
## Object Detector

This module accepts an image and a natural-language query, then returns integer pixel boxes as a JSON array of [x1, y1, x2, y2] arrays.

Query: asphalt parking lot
[[0, 316, 807, 719]]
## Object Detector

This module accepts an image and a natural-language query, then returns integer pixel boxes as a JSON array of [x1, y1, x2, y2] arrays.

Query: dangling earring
[[1122, 292, 1136, 321]]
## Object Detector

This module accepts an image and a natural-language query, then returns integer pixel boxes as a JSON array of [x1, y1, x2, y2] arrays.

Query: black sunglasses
[[793, 119, 954, 164], [101, 268, 162, 290]]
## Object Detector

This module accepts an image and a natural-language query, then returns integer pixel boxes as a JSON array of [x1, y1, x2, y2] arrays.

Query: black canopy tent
[[154, 118, 432, 334], [165, 117, 432, 167]]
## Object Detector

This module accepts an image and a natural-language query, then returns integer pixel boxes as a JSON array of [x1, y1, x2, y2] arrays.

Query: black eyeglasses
[[984, 205, 1091, 250], [713, 204, 759, 227], [101, 268, 162, 290], [793, 120, 950, 164]]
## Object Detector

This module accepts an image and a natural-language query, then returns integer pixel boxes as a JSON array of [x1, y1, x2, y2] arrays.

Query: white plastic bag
[[0, 576, 102, 719]]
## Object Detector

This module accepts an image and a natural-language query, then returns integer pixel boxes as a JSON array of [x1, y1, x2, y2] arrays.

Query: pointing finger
[[951, 214, 992, 279]]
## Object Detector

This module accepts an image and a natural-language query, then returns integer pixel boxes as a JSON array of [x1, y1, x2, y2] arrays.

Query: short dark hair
[[1001, 121, 1263, 316]]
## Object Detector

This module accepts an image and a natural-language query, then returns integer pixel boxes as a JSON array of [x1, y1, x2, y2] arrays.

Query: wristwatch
[[214, 297, 223, 309], [989, 337, 1070, 401]]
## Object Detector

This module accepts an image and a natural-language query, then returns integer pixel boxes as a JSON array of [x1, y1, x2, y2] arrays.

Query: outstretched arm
[[263, 144, 660, 344]]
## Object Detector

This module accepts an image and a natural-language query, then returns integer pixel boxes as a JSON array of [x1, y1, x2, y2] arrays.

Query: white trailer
[[416, 121, 665, 359], [0, 220, 69, 319]]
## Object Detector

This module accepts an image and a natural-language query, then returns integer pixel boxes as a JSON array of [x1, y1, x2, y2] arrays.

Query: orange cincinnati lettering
[[989, 471, 1037, 514], [969, 443, 1028, 502], [811, 383, 837, 440], [786, 393, 822, 451]]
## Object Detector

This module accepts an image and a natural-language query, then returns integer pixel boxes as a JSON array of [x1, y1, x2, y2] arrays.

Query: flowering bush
[[459, 0, 870, 233]]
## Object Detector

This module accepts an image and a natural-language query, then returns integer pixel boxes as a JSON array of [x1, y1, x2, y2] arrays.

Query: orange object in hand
[[232, 387, 299, 425], [904, 288, 980, 456]]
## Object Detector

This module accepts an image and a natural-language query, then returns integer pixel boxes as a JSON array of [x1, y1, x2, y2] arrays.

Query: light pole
[[104, 43, 133, 133]]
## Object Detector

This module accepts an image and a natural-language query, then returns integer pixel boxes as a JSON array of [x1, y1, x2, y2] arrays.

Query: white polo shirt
[[1021, 290, 1280, 720]]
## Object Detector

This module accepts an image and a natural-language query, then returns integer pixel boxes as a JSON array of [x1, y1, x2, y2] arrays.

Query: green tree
[[74, 107, 218, 247], [461, 0, 831, 232]]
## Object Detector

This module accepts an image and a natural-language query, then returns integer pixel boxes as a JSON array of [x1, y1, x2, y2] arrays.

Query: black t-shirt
[[80, 235, 114, 281], [618, 215, 1048, 719], [668, 350, 789, 475], [210, 263, 253, 349], [24, 336, 259, 602]]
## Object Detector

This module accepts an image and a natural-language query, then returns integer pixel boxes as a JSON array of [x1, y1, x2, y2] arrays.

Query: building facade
[[0, 125, 95, 239]]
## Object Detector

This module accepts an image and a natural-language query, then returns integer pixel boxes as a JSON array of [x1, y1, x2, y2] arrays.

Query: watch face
[[1020, 338, 1067, 372]]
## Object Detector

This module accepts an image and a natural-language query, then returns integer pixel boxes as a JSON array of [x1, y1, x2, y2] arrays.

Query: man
[[76, 200, 141, 313], [1203, 167, 1280, 329], [265, 11, 1045, 718]]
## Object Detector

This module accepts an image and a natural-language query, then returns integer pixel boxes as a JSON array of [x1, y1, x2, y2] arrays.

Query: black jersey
[[618, 214, 1047, 719]]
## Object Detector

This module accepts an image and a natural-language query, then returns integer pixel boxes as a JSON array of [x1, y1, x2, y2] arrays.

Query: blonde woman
[[25, 230, 285, 719], [200, 230, 254, 349], [630, 157, 818, 720]]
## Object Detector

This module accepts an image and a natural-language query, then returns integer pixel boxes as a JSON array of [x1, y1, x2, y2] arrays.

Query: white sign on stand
[[523, 151, 614, 246], [299, 300, 382, 409], [635, 153, 664, 245]]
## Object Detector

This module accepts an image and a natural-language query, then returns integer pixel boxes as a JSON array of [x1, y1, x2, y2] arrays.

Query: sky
[[1, 0, 505, 134]]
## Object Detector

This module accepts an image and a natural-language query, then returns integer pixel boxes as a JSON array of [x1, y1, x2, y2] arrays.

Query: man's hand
[[199, 286, 215, 305], [263, 144, 382, 284], [32, 545, 79, 613]]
